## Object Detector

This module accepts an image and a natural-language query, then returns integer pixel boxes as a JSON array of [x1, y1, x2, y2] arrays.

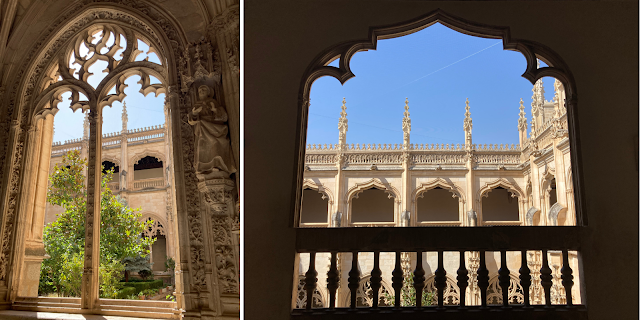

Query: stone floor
[[0, 310, 165, 320]]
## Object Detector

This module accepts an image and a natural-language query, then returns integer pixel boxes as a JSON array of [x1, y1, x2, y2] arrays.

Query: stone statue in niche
[[189, 85, 236, 180]]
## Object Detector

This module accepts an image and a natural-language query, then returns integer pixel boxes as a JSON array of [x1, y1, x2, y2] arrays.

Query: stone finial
[[518, 98, 527, 131], [338, 98, 348, 147], [463, 98, 472, 145], [402, 98, 411, 148], [553, 78, 565, 117], [531, 60, 545, 119], [122, 101, 128, 133], [83, 111, 89, 140]]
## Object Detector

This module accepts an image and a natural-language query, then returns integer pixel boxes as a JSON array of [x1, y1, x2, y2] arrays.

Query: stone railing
[[293, 227, 585, 317], [102, 139, 120, 147], [51, 146, 82, 156], [106, 182, 119, 191], [128, 131, 165, 143], [133, 178, 164, 190]]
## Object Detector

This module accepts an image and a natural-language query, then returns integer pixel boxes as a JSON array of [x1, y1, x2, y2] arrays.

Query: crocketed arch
[[101, 156, 120, 168], [477, 178, 524, 201], [27, 10, 181, 122], [130, 150, 166, 167], [412, 178, 465, 204], [346, 178, 400, 204], [302, 179, 334, 205]]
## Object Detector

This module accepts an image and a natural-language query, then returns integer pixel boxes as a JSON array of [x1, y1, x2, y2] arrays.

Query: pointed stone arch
[[346, 178, 400, 204], [130, 150, 166, 166], [0, 0, 194, 312], [413, 178, 465, 204], [477, 178, 524, 201], [302, 179, 334, 205]]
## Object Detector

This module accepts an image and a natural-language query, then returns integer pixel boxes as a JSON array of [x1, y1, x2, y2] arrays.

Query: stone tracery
[[0, 1, 239, 318]]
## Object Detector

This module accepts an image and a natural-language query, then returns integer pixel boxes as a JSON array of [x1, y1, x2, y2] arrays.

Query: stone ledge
[[0, 310, 163, 320]]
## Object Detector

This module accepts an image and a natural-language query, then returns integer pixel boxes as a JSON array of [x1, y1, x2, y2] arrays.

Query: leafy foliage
[[100, 259, 125, 299], [384, 272, 435, 307], [39, 150, 155, 297]]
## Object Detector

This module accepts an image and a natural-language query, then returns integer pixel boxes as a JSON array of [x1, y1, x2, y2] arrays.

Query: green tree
[[384, 272, 436, 307], [40, 150, 154, 297]]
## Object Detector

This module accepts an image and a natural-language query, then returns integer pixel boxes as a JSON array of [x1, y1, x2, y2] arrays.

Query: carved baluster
[[561, 250, 574, 306], [327, 251, 339, 310], [370, 251, 382, 309], [434, 250, 447, 308], [348, 251, 360, 309], [391, 251, 403, 308], [498, 250, 510, 307], [457, 250, 469, 307], [414, 251, 426, 308], [540, 250, 553, 306], [477, 250, 489, 308], [304, 252, 318, 311], [519, 250, 532, 307]]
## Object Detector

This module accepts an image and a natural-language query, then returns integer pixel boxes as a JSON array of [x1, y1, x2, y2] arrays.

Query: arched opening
[[351, 188, 394, 223], [549, 178, 557, 207], [300, 188, 329, 224], [133, 155, 165, 189], [416, 187, 459, 222], [291, 9, 585, 316], [482, 187, 519, 222], [18, 19, 181, 309], [101, 160, 119, 191]]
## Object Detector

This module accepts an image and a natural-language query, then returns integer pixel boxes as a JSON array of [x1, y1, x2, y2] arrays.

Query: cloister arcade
[[296, 68, 580, 309]]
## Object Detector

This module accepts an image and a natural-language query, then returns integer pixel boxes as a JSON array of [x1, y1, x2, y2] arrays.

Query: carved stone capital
[[198, 178, 235, 215]]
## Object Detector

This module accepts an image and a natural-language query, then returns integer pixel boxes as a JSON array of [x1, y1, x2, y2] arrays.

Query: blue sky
[[53, 38, 165, 143], [307, 23, 555, 146]]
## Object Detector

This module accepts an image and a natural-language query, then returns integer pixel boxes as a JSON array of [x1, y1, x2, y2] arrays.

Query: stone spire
[[463, 98, 472, 146], [402, 98, 411, 148], [122, 101, 128, 133], [338, 98, 348, 147], [83, 111, 89, 140], [518, 98, 527, 131], [518, 98, 528, 146], [531, 60, 545, 123]]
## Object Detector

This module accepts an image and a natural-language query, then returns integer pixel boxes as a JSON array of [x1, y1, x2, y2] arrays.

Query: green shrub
[[121, 279, 164, 293], [115, 286, 136, 299], [100, 259, 125, 299]]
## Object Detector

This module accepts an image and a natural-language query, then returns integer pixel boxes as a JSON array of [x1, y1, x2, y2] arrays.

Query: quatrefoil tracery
[[34, 23, 167, 120]]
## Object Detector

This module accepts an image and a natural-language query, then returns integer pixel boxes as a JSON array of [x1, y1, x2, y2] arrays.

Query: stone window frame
[[3, 5, 185, 311], [345, 178, 400, 227], [476, 178, 525, 226], [300, 179, 334, 227], [411, 178, 465, 226]]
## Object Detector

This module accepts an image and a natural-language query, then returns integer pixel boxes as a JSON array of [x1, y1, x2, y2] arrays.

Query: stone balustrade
[[133, 178, 164, 190]]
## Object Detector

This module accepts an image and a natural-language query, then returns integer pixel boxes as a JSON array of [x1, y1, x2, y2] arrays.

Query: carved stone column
[[210, 4, 240, 191], [81, 107, 102, 310], [18, 115, 53, 297], [199, 178, 239, 318]]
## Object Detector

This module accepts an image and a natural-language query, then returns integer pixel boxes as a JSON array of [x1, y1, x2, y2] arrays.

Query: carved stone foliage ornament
[[0, 13, 171, 282], [189, 85, 236, 180], [198, 178, 238, 295]]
